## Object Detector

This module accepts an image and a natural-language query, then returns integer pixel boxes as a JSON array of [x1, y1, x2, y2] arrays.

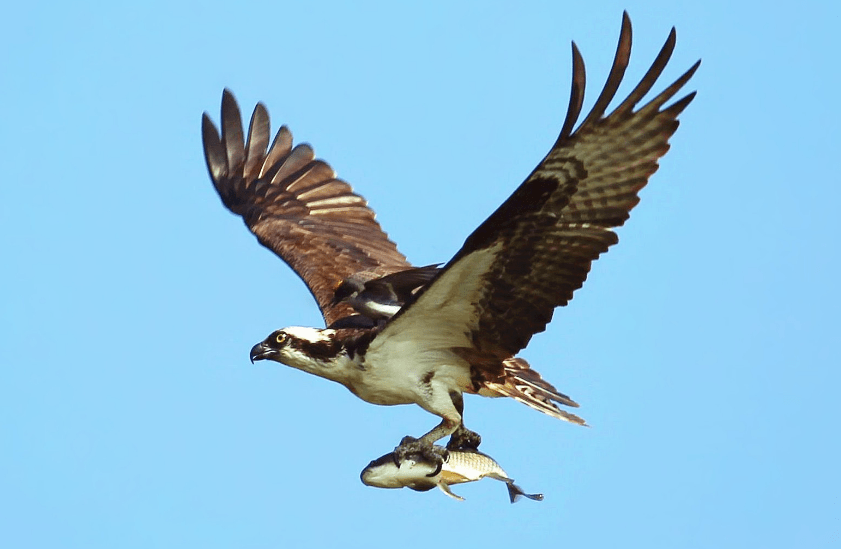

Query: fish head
[[360, 453, 440, 491]]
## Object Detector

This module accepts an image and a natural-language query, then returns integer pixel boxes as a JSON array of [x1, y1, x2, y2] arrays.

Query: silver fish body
[[360, 448, 543, 503]]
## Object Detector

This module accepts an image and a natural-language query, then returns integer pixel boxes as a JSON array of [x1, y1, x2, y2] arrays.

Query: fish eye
[[275, 333, 287, 344]]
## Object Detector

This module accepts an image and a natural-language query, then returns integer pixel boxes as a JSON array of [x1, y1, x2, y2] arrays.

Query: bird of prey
[[202, 12, 699, 467]]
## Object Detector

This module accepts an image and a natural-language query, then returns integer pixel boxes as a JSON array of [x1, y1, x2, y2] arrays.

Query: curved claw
[[393, 436, 448, 477], [426, 457, 444, 478]]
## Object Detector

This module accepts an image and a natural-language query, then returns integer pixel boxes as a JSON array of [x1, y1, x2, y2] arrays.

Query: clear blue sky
[[2, 1, 839, 547]]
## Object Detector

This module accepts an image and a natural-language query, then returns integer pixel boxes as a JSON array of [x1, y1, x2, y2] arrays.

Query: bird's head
[[249, 326, 345, 377]]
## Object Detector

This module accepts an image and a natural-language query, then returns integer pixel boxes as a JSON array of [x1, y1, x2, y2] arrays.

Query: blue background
[[2, 1, 839, 547]]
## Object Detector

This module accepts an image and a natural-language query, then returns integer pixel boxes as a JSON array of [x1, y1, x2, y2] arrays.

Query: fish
[[360, 447, 544, 503]]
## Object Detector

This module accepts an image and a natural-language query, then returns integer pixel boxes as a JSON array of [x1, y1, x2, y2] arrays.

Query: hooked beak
[[249, 342, 277, 363]]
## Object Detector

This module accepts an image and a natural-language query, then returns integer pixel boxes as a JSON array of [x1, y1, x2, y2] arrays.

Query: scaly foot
[[446, 424, 482, 451], [393, 436, 449, 477]]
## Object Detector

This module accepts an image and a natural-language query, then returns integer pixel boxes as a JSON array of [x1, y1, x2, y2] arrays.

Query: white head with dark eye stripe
[[249, 327, 347, 376]]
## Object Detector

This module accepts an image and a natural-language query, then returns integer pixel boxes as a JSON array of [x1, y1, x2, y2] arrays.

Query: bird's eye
[[275, 333, 287, 344]]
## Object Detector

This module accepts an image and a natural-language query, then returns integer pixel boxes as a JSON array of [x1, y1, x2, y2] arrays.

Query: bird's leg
[[445, 391, 482, 450], [394, 391, 463, 476]]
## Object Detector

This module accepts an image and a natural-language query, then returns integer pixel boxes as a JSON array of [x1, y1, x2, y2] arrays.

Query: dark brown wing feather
[[202, 90, 411, 326], [383, 13, 699, 363], [362, 265, 441, 300]]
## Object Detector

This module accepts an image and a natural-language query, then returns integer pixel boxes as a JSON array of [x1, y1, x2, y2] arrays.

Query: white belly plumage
[[346, 348, 472, 408]]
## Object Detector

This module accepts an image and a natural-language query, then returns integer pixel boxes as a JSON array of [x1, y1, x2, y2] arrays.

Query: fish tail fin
[[506, 480, 544, 504], [481, 358, 588, 425]]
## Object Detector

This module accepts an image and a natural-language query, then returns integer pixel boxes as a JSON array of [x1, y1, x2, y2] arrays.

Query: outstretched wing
[[378, 13, 699, 365], [202, 90, 411, 327]]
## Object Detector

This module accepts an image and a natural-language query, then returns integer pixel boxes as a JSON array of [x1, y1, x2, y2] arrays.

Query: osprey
[[202, 12, 699, 466]]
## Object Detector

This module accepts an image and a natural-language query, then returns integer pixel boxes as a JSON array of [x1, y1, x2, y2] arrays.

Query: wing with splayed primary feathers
[[202, 91, 411, 327], [379, 12, 699, 369]]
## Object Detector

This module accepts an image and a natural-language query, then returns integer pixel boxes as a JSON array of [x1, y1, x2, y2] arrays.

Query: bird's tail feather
[[481, 358, 587, 426]]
